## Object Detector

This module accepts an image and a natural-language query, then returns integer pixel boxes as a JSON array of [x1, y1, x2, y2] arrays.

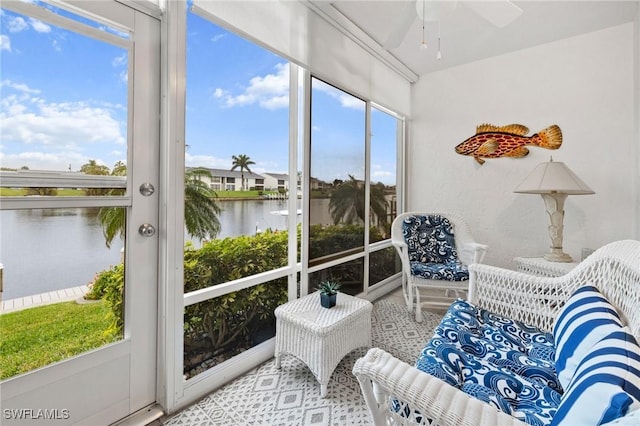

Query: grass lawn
[[0, 188, 85, 196], [215, 190, 262, 198], [0, 301, 117, 380]]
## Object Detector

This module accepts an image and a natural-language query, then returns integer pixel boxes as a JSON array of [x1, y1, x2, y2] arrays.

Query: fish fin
[[499, 124, 529, 135], [475, 123, 529, 135], [533, 125, 563, 149], [505, 147, 530, 158], [474, 156, 486, 165], [475, 139, 499, 156], [476, 123, 501, 134]]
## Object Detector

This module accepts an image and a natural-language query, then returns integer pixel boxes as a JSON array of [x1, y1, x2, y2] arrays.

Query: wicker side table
[[514, 256, 579, 277], [274, 291, 372, 398]]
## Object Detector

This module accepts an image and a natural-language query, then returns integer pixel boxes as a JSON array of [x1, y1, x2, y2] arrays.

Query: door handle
[[138, 223, 156, 237]]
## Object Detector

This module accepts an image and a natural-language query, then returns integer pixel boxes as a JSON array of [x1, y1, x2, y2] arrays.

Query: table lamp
[[514, 157, 594, 262]]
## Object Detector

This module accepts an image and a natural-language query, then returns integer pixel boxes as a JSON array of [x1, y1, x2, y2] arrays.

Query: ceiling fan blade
[[463, 0, 523, 28], [384, 1, 418, 49]]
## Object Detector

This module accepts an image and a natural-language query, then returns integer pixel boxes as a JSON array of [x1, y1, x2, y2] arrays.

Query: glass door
[[0, 1, 159, 424]]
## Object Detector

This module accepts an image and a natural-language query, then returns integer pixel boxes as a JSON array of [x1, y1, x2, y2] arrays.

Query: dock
[[0, 285, 89, 314]]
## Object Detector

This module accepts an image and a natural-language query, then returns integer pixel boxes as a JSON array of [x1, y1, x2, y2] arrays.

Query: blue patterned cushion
[[402, 214, 459, 264], [409, 260, 469, 281], [443, 299, 555, 355], [550, 329, 640, 426], [435, 305, 561, 392], [412, 300, 563, 424], [416, 337, 560, 425], [553, 286, 623, 390]]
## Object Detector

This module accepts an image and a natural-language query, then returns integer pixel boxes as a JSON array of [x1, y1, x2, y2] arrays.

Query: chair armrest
[[461, 242, 488, 264], [353, 348, 528, 426], [468, 263, 569, 332]]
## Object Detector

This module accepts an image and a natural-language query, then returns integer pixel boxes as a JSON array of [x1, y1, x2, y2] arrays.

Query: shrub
[[84, 263, 124, 338], [183, 230, 289, 365], [91, 223, 392, 373]]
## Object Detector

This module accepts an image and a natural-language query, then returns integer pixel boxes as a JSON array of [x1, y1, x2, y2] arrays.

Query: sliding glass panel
[[309, 78, 366, 266], [309, 258, 364, 296], [183, 8, 292, 380], [183, 277, 287, 379], [369, 246, 402, 287], [370, 107, 400, 243], [185, 11, 290, 246]]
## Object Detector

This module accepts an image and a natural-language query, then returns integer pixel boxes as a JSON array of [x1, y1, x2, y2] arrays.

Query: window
[[183, 9, 291, 380], [308, 78, 366, 266], [0, 2, 131, 378]]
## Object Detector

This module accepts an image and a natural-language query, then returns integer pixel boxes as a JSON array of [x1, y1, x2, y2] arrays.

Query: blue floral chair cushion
[[402, 215, 469, 281], [416, 338, 561, 426], [414, 300, 562, 425]]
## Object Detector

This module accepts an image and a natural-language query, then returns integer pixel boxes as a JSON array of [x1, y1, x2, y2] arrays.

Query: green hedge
[[90, 224, 392, 373]]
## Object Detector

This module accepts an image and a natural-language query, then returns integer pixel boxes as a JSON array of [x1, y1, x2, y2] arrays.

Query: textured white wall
[[409, 23, 638, 268]]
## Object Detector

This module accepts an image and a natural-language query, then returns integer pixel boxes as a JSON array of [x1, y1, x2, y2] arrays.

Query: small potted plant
[[317, 280, 341, 309]]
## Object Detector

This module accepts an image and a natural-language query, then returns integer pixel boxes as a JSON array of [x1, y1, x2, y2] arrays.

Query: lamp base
[[543, 250, 573, 263]]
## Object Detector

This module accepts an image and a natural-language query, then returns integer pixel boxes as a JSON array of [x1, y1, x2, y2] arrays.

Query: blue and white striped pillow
[[553, 285, 623, 389], [550, 328, 640, 426]]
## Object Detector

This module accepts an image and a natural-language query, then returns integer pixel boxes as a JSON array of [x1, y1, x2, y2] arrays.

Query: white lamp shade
[[514, 159, 595, 195]]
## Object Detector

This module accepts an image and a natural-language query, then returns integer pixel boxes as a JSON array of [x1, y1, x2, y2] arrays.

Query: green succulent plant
[[316, 280, 341, 295]]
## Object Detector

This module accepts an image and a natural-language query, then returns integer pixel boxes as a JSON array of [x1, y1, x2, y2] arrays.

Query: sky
[[0, 2, 398, 185]]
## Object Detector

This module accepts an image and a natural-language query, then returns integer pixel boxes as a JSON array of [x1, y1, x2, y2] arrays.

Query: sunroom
[[0, 1, 639, 425]]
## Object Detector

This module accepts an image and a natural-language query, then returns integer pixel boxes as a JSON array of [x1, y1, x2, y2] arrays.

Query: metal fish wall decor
[[455, 124, 562, 165]]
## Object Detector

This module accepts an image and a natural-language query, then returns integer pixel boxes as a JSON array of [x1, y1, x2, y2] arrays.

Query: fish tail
[[533, 125, 563, 149]]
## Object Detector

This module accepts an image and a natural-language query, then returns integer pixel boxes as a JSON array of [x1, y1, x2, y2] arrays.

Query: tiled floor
[[157, 286, 454, 425]]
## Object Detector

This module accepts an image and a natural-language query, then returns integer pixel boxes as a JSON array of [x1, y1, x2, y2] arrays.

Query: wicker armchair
[[391, 212, 487, 322], [353, 239, 640, 426]]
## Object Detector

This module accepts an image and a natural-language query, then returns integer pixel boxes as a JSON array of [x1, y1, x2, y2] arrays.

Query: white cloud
[[313, 79, 366, 111], [118, 69, 128, 84], [1, 80, 41, 94], [7, 16, 28, 33], [112, 53, 127, 67], [214, 63, 289, 110], [0, 151, 101, 172], [29, 18, 51, 33], [0, 35, 11, 52], [185, 153, 229, 169], [1, 84, 126, 153], [211, 34, 225, 43], [100, 25, 129, 39]]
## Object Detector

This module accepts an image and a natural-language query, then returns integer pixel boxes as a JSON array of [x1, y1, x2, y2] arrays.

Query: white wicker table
[[514, 256, 578, 277], [274, 291, 372, 398]]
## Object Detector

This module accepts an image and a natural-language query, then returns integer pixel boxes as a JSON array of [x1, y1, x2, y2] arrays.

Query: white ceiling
[[327, 1, 638, 76]]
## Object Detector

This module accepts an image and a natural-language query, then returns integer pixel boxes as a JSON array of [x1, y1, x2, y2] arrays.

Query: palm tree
[[184, 167, 221, 241], [230, 154, 255, 191], [99, 165, 221, 247], [329, 175, 389, 228]]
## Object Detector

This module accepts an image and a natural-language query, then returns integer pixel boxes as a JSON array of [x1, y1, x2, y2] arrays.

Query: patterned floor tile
[[163, 300, 442, 426]]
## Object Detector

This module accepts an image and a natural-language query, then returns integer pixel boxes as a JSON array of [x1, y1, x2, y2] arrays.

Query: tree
[[98, 164, 222, 247], [80, 159, 111, 196], [80, 159, 110, 175], [230, 154, 255, 191], [328, 175, 389, 228], [184, 167, 222, 241]]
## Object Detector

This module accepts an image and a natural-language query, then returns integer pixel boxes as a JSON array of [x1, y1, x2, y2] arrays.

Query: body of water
[[0, 199, 329, 299]]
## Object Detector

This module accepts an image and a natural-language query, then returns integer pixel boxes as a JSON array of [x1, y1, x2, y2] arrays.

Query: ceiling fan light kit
[[392, 0, 524, 60]]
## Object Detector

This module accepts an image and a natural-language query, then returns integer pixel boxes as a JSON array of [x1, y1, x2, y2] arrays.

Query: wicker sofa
[[353, 240, 640, 426]]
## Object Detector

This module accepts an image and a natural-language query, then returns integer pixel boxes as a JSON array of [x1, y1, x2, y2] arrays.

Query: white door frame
[[0, 1, 160, 424]]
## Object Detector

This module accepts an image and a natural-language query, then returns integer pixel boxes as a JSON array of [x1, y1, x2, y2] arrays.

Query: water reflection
[[2, 200, 332, 299], [1, 208, 124, 299]]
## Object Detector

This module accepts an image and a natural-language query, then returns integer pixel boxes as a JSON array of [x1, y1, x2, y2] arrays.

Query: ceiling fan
[[385, 0, 523, 49]]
